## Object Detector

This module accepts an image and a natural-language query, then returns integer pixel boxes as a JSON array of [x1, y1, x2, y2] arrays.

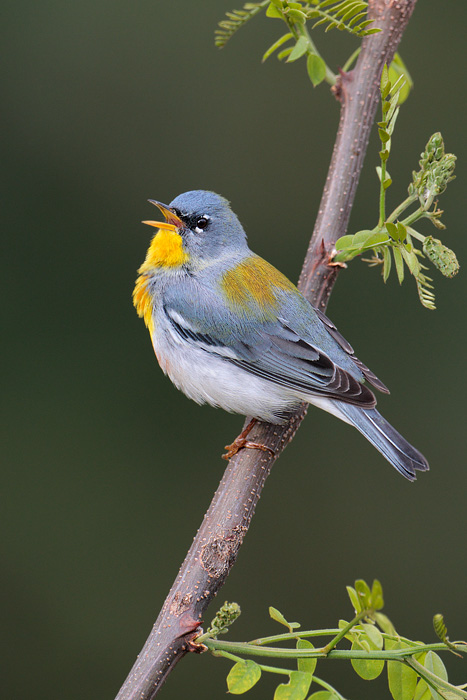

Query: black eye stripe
[[175, 212, 210, 230]]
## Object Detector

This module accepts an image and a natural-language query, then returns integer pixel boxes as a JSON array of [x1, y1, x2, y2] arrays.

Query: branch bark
[[115, 2, 417, 698]]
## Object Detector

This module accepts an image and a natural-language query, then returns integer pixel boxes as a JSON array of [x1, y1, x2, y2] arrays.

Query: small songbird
[[133, 190, 428, 480]]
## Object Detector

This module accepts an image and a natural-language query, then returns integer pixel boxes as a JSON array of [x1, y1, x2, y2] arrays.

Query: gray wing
[[313, 307, 389, 395], [163, 291, 387, 408]]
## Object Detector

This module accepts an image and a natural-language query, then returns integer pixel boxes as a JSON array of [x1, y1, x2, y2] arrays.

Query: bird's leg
[[222, 418, 275, 460]]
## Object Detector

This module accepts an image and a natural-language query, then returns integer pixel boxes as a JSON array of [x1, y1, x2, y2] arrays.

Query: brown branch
[[115, 2, 417, 698]]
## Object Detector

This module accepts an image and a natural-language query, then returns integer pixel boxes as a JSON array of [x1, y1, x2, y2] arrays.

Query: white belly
[[150, 328, 301, 422], [150, 325, 352, 425]]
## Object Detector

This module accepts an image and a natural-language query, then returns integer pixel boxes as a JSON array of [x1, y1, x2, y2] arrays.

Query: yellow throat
[[133, 227, 189, 334], [139, 227, 189, 270]]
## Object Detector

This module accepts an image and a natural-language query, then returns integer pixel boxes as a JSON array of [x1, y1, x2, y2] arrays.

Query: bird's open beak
[[142, 200, 184, 231]]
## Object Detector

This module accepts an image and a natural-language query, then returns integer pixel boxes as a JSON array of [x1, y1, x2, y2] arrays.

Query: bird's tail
[[336, 403, 429, 480]]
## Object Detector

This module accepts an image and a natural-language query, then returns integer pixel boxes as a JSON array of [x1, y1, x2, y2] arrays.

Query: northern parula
[[133, 190, 428, 480]]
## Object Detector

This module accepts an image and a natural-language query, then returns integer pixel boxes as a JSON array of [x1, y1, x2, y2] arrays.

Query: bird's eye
[[195, 216, 209, 233]]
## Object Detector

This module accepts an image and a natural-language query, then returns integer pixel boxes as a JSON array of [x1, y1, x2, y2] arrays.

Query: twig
[[203, 638, 467, 661], [115, 2, 417, 698]]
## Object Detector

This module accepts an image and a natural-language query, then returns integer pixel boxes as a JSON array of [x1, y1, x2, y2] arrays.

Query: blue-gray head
[[144, 190, 248, 263]]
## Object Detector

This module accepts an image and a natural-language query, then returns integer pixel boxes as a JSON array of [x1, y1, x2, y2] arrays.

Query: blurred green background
[[3, 2, 466, 698]]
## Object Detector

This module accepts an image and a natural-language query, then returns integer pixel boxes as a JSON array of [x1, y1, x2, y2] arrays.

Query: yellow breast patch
[[133, 274, 155, 335]]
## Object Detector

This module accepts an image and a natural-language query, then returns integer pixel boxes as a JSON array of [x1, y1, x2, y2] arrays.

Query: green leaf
[[386, 640, 418, 700], [287, 36, 309, 62], [351, 648, 385, 680], [297, 638, 317, 675], [385, 221, 407, 244], [353, 230, 376, 245], [335, 235, 354, 251], [386, 222, 399, 240], [277, 47, 293, 60], [287, 8, 307, 23], [401, 247, 420, 276], [274, 671, 312, 700], [423, 651, 448, 700], [370, 580, 384, 610], [388, 52, 413, 105], [352, 657, 385, 682], [269, 606, 300, 631], [362, 623, 383, 648], [227, 660, 262, 694], [354, 579, 371, 608], [308, 693, 336, 700], [338, 231, 390, 256], [269, 606, 288, 626], [379, 128, 391, 143], [262, 33, 293, 62], [414, 679, 432, 700], [374, 612, 397, 636], [365, 232, 390, 247], [346, 585, 361, 613], [386, 104, 400, 134], [393, 246, 404, 283], [389, 74, 405, 98], [351, 629, 385, 680], [381, 64, 391, 99], [396, 222, 407, 241], [383, 246, 392, 282], [266, 2, 283, 18], [307, 53, 326, 86], [387, 659, 418, 700], [376, 166, 392, 189]]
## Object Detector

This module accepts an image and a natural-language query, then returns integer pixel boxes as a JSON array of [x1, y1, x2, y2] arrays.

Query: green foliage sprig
[[216, 1, 384, 88], [196, 580, 467, 700], [306, 0, 380, 36], [215, 2, 269, 48], [334, 66, 459, 309]]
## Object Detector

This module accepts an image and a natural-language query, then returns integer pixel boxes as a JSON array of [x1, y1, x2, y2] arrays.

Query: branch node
[[185, 632, 208, 654]]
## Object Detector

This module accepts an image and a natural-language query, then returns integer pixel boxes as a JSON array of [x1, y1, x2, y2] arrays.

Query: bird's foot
[[222, 418, 275, 460], [222, 439, 275, 460]]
